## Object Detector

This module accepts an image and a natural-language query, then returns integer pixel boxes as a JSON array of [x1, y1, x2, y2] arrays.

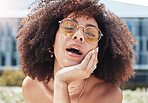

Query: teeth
[[66, 47, 82, 55], [71, 47, 79, 51], [71, 48, 81, 54]]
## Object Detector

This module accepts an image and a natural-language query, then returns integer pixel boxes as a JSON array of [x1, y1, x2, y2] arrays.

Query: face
[[54, 15, 99, 68]]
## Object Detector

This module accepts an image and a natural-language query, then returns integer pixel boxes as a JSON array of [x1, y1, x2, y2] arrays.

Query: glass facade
[[123, 18, 148, 66], [0, 18, 21, 70], [122, 18, 148, 83]]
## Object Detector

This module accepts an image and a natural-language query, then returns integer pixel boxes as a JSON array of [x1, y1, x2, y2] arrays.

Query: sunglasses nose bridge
[[72, 25, 85, 42], [77, 25, 85, 31], [78, 25, 85, 28], [76, 25, 85, 33]]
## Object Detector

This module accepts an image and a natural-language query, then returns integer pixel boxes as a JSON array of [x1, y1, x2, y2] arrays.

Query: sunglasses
[[58, 19, 103, 43]]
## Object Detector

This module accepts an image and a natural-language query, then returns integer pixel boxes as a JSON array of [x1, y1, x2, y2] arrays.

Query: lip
[[66, 44, 83, 58]]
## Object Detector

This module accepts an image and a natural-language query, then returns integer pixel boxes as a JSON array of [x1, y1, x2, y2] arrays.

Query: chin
[[62, 59, 81, 67]]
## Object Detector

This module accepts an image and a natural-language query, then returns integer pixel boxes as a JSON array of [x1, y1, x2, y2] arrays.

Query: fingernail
[[93, 65, 97, 70], [96, 47, 99, 52], [92, 65, 97, 74], [92, 49, 95, 54]]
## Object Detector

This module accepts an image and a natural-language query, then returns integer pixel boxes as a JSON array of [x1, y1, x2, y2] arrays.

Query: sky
[[0, 0, 148, 18], [112, 0, 148, 6], [0, 0, 33, 18], [0, 0, 33, 10]]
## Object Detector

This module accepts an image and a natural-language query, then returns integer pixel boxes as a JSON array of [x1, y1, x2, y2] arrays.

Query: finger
[[80, 47, 99, 66], [86, 51, 96, 71], [88, 53, 97, 75], [88, 48, 99, 74], [95, 50, 98, 65], [89, 65, 97, 74], [94, 47, 99, 65], [89, 60, 98, 74], [79, 49, 95, 69]]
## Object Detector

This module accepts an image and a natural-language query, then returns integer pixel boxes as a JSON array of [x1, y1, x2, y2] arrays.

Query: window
[[130, 70, 148, 83], [122, 18, 140, 36], [130, 74, 146, 82], [12, 40, 16, 52], [142, 55, 147, 64], [1, 55, 5, 66], [147, 40, 148, 51], [8, 24, 12, 37], [1, 25, 5, 37], [138, 54, 142, 64], [141, 19, 148, 37], [140, 39, 143, 51], [11, 57, 17, 66]]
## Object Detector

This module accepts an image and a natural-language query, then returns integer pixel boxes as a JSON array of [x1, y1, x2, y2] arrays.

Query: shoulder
[[103, 85, 123, 103], [87, 75, 123, 103], [93, 82, 123, 103], [22, 76, 46, 103], [22, 76, 40, 90]]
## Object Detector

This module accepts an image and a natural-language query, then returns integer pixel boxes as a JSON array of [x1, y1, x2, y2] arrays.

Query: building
[[0, 18, 21, 71], [0, 0, 148, 82], [101, 0, 148, 83]]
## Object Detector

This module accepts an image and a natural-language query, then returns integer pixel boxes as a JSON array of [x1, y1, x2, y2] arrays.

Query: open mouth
[[66, 48, 82, 55]]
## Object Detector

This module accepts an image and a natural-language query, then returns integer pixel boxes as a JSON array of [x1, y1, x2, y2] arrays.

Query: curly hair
[[16, 0, 136, 86]]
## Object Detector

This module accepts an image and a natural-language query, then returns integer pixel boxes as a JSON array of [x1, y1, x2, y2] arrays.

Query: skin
[[22, 15, 123, 103]]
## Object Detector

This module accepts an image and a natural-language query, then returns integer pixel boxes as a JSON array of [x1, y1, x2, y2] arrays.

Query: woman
[[16, 0, 136, 103]]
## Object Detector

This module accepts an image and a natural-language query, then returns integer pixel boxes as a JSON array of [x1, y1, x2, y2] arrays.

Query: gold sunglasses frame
[[58, 18, 103, 43]]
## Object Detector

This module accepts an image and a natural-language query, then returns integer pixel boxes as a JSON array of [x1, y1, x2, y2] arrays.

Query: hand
[[55, 47, 99, 84]]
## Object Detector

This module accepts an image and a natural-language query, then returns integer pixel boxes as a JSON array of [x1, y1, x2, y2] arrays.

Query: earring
[[48, 47, 54, 58]]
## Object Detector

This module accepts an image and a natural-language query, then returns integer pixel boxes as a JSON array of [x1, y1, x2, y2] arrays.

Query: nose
[[72, 27, 85, 42]]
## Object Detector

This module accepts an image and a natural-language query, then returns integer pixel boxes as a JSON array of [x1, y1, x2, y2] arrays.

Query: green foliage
[[124, 82, 148, 90], [0, 66, 25, 87]]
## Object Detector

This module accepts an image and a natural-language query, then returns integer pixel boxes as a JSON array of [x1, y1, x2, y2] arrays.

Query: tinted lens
[[60, 19, 77, 36], [85, 27, 100, 43]]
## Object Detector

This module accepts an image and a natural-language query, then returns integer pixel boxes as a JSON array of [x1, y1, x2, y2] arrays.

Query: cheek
[[54, 30, 68, 62], [86, 43, 98, 51], [54, 31, 63, 55], [54, 29, 64, 48]]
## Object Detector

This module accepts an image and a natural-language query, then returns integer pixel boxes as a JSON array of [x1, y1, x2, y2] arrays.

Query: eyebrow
[[72, 19, 97, 28], [86, 24, 97, 28], [72, 19, 77, 23]]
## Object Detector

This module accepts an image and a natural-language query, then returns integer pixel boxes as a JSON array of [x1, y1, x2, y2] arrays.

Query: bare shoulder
[[103, 84, 123, 103], [22, 76, 47, 103], [22, 76, 40, 102], [22, 76, 40, 91], [93, 82, 123, 103], [88, 75, 123, 103]]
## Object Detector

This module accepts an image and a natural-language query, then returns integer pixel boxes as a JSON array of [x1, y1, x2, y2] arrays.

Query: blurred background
[[0, 0, 148, 103]]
